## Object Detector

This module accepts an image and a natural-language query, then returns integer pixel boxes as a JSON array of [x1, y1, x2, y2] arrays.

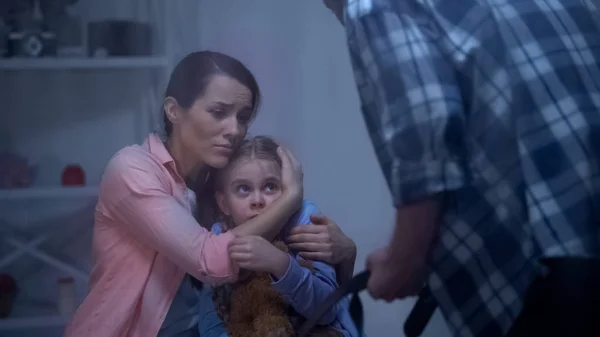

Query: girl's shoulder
[[211, 222, 224, 234], [281, 199, 321, 240], [292, 199, 321, 226]]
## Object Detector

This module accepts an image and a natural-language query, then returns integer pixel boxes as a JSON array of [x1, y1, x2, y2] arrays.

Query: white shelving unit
[[0, 1, 173, 333], [0, 56, 169, 70]]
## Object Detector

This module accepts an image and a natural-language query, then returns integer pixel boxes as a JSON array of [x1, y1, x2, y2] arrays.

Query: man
[[323, 0, 600, 336]]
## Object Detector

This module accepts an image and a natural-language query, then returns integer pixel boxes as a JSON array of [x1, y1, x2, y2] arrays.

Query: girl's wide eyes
[[232, 182, 279, 195], [264, 183, 278, 192], [236, 185, 250, 193]]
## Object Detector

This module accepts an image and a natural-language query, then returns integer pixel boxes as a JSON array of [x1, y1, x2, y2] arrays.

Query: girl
[[197, 135, 359, 337]]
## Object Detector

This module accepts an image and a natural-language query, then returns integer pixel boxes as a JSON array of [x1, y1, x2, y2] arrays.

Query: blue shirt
[[198, 200, 360, 337], [344, 1, 600, 336]]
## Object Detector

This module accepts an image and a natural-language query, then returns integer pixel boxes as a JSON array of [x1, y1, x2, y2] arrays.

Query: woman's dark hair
[[162, 50, 261, 137]]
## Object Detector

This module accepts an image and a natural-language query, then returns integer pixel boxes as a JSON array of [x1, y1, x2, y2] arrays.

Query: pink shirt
[[64, 134, 238, 337]]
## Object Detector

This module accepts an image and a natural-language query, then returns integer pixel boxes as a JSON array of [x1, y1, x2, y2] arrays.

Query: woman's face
[[172, 74, 255, 169], [216, 158, 283, 227]]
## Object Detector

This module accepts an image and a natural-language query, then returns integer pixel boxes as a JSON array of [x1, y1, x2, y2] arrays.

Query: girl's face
[[216, 158, 282, 226]]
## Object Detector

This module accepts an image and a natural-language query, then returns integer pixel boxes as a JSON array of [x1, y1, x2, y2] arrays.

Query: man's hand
[[366, 246, 427, 301], [366, 198, 440, 301]]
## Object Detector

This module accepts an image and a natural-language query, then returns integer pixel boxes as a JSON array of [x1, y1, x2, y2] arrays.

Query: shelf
[[0, 186, 99, 200], [0, 315, 68, 330], [0, 56, 169, 70]]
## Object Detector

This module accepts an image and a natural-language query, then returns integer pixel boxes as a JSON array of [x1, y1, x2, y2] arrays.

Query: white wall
[[196, 1, 450, 336]]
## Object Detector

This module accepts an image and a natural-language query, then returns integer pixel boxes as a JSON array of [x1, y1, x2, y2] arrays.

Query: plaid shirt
[[343, 1, 600, 336]]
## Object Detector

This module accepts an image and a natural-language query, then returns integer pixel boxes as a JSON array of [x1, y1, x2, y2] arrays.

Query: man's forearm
[[388, 197, 441, 264]]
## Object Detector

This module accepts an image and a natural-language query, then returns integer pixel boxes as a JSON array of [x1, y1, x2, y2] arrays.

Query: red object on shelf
[[61, 165, 86, 186]]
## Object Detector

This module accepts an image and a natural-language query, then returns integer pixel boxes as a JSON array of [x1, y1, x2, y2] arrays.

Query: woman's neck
[[164, 137, 204, 182]]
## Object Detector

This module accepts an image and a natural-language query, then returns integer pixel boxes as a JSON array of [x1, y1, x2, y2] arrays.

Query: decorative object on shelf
[[0, 274, 17, 318], [61, 164, 85, 186], [87, 20, 153, 57], [40, 0, 83, 57], [0, 151, 38, 189], [0, 18, 8, 57], [0, 55, 169, 70], [57, 277, 76, 318], [6, 0, 57, 58]]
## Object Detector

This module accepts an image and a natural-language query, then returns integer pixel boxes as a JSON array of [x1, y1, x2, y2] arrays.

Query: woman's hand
[[287, 214, 357, 266], [277, 145, 303, 203], [228, 236, 290, 279]]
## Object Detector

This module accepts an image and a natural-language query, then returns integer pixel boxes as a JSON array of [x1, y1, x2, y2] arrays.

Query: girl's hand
[[277, 145, 303, 203], [228, 236, 290, 278]]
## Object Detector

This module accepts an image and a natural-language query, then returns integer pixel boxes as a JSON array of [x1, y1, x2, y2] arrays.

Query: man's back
[[344, 0, 600, 335]]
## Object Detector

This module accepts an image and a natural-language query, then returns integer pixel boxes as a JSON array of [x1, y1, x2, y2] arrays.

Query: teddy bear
[[211, 240, 344, 337]]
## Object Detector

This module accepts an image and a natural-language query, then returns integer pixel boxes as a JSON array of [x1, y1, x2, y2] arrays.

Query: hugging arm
[[101, 154, 238, 285]]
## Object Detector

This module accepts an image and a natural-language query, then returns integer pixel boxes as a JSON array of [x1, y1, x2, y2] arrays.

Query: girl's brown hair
[[195, 135, 281, 229]]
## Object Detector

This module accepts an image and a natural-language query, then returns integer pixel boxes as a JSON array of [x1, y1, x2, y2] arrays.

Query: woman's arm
[[229, 191, 301, 240], [101, 153, 237, 285], [336, 251, 357, 284]]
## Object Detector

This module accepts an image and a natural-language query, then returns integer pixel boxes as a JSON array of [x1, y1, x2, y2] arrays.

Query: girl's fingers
[[230, 252, 250, 261]]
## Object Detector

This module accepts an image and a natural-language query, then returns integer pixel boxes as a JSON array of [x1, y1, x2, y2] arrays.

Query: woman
[[64, 51, 356, 337]]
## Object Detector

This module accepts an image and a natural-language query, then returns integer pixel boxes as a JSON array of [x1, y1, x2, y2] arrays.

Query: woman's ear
[[216, 192, 230, 216], [164, 97, 181, 127]]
